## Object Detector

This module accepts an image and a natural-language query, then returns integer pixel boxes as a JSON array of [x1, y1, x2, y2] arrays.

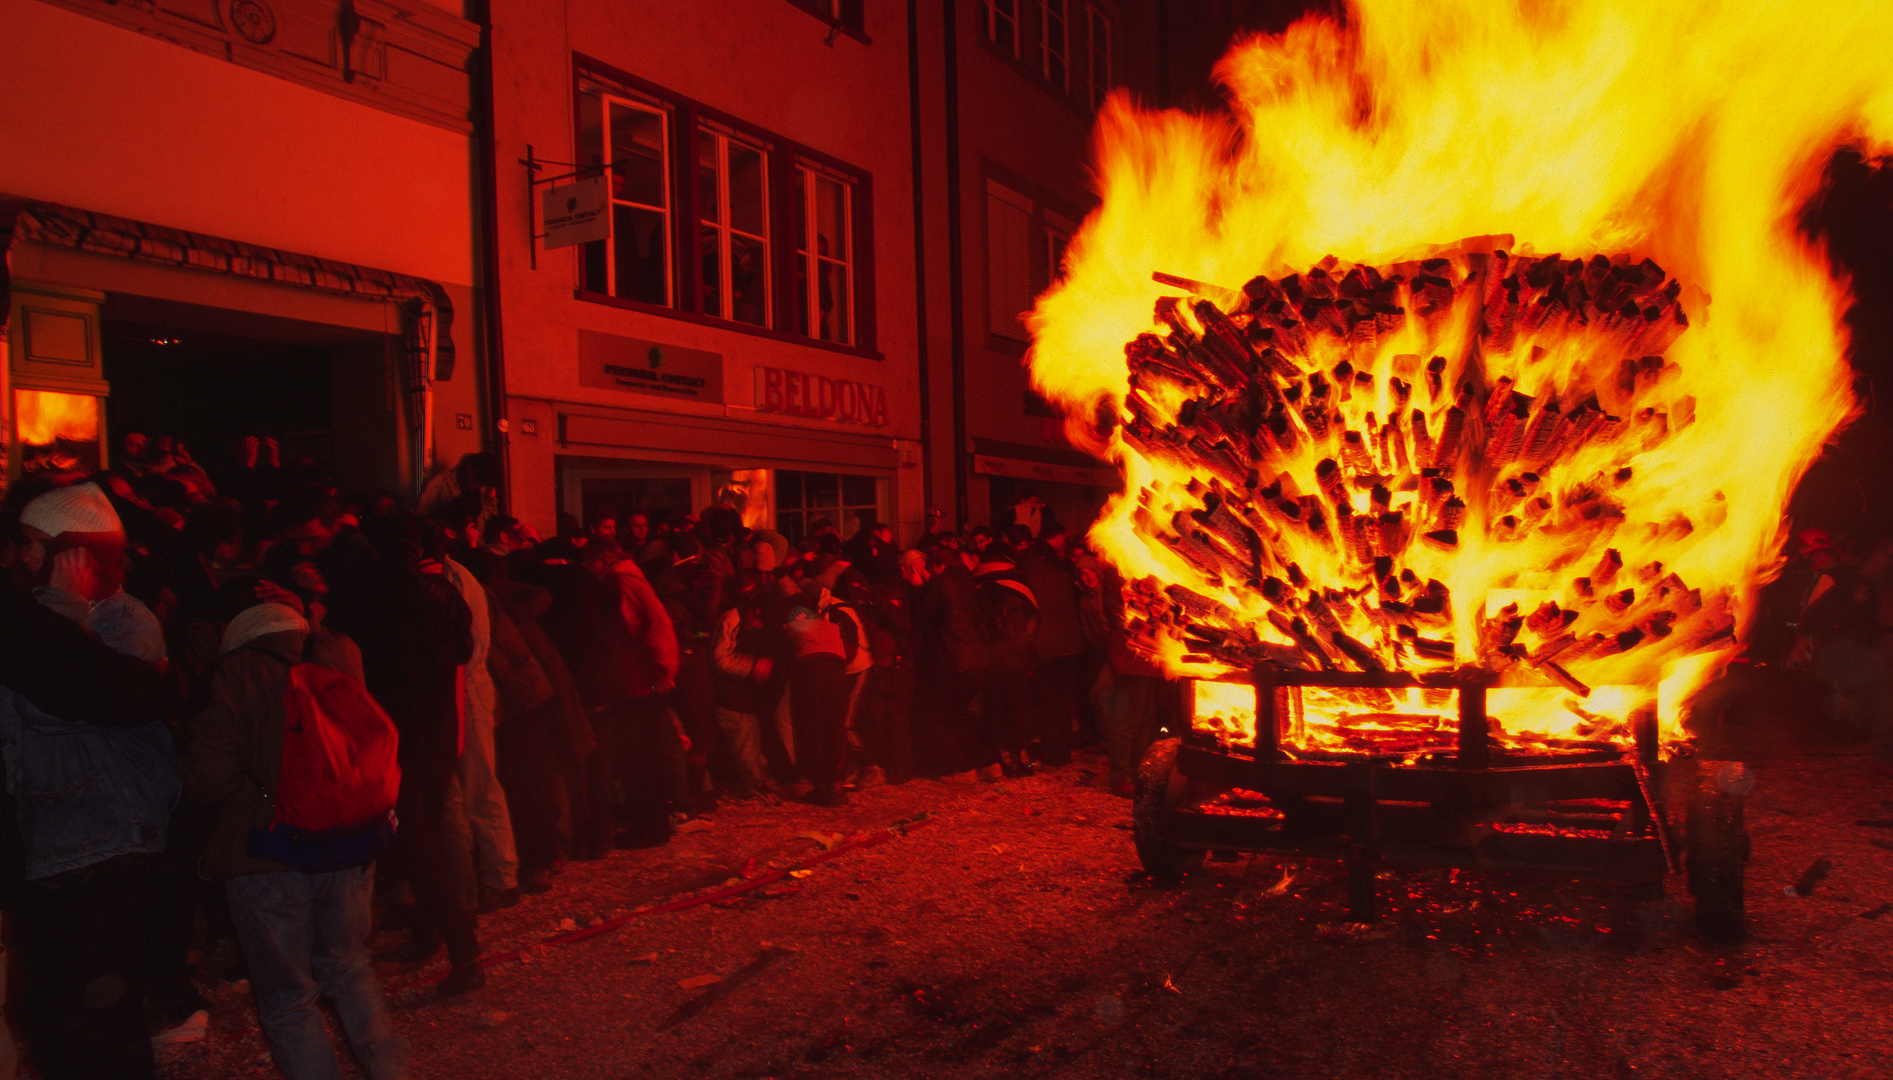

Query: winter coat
[[327, 564, 472, 773], [489, 578, 596, 764], [916, 563, 990, 675], [712, 607, 778, 715], [601, 559, 681, 697], [518, 560, 625, 711], [175, 628, 366, 879], [444, 558, 496, 732], [1018, 554, 1085, 661], [975, 571, 1040, 675], [486, 589, 554, 723], [0, 587, 179, 881]]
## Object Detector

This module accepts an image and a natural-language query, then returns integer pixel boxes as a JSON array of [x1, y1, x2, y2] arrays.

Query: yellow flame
[[14, 390, 99, 447], [1031, 0, 1882, 751]]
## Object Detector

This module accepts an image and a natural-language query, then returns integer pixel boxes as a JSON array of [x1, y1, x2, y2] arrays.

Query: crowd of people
[[0, 439, 1176, 1080]]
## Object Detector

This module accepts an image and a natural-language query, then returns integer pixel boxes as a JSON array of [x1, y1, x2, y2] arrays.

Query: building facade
[[487, 0, 926, 543], [0, 0, 485, 502], [1, 0, 1234, 545]]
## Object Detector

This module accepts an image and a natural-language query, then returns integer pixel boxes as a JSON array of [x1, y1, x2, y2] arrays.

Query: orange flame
[[1029, 0, 1882, 751], [14, 390, 99, 447]]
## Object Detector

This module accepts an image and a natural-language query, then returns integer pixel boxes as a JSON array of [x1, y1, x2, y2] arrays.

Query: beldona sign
[[754, 366, 888, 427]]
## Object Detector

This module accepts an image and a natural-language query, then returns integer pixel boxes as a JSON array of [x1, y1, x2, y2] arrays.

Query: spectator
[[913, 544, 998, 781], [1, 483, 180, 1080], [1017, 539, 1086, 767], [327, 513, 482, 995], [782, 603, 851, 806], [973, 550, 1040, 777], [438, 533, 520, 913], [175, 600, 409, 1080], [713, 573, 789, 798], [515, 544, 622, 860], [583, 540, 680, 849], [483, 579, 563, 894]]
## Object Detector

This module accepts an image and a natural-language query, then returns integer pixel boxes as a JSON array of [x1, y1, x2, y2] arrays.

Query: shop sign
[[578, 330, 723, 402], [542, 176, 610, 250], [755, 366, 888, 427]]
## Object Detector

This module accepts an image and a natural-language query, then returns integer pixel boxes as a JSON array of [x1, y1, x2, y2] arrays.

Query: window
[[986, 178, 1076, 345], [573, 60, 874, 352], [986, 181, 1034, 342], [1045, 214, 1072, 285], [578, 85, 673, 305], [1086, 3, 1114, 109], [698, 126, 771, 326], [1041, 0, 1069, 90], [775, 470, 881, 545], [794, 166, 856, 345], [984, 0, 1019, 58]]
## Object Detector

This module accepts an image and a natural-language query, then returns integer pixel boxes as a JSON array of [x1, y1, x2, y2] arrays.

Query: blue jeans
[[226, 866, 410, 1080]]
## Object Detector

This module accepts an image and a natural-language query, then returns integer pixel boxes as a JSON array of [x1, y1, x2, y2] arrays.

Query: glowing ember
[[1029, 0, 1884, 751]]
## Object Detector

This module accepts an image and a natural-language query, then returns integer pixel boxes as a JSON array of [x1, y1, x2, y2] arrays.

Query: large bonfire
[[1027, 0, 1891, 752]]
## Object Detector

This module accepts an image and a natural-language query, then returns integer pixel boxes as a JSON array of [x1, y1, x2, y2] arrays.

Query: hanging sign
[[755, 366, 888, 427], [542, 175, 610, 250]]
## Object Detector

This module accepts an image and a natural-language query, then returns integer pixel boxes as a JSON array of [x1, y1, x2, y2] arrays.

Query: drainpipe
[[907, 0, 933, 512], [943, 0, 968, 526], [470, 0, 511, 514]]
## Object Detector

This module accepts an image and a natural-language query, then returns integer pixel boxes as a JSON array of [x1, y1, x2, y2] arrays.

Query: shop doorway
[[96, 295, 406, 499], [557, 455, 888, 542]]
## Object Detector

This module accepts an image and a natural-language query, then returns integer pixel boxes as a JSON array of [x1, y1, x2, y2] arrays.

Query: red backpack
[[247, 644, 402, 872]]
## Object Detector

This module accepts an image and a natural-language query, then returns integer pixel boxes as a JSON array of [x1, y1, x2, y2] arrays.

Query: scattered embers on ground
[[158, 690, 1892, 1080]]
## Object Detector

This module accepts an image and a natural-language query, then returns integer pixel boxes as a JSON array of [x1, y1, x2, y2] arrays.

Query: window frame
[[697, 123, 774, 328], [773, 468, 886, 545], [984, 0, 1020, 58], [1040, 0, 1069, 91], [981, 166, 1085, 357], [571, 56, 879, 359], [578, 88, 677, 307], [795, 163, 858, 347]]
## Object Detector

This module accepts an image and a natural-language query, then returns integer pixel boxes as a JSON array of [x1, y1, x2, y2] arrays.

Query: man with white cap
[[1, 482, 177, 1080]]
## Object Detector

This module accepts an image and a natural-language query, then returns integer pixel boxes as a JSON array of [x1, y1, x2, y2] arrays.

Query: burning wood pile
[[1104, 245, 1741, 750], [1023, 0, 1873, 757]]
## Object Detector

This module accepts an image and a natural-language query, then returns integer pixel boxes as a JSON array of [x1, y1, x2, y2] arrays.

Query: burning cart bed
[[1133, 668, 1750, 940]]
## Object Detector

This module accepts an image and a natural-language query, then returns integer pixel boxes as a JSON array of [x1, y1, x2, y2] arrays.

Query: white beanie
[[220, 603, 309, 655], [20, 482, 123, 538]]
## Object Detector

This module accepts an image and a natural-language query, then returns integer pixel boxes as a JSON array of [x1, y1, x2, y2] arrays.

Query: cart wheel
[[1685, 761, 1751, 943], [1133, 738, 1205, 881]]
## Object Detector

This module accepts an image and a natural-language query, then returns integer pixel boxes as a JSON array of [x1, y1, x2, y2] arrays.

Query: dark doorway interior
[[102, 320, 334, 473], [95, 295, 406, 499]]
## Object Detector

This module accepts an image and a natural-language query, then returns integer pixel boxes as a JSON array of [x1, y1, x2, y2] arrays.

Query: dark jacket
[[175, 628, 365, 879], [487, 589, 554, 723], [975, 571, 1040, 675], [0, 581, 180, 729], [1018, 554, 1085, 661], [917, 563, 989, 675], [490, 578, 596, 764], [328, 565, 472, 773], [518, 560, 626, 711], [0, 585, 181, 886]]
